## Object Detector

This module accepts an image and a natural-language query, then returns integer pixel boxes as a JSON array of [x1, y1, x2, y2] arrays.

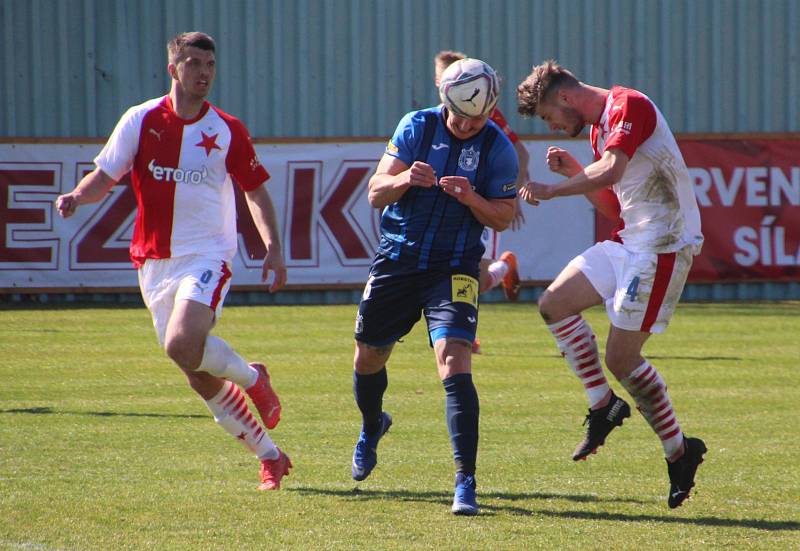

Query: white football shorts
[[138, 255, 233, 345], [480, 227, 500, 260], [568, 240, 693, 334]]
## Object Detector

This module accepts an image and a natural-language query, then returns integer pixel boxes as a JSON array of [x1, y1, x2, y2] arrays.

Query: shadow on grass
[[0, 406, 206, 419], [536, 509, 800, 532], [289, 486, 800, 531], [289, 484, 649, 508], [647, 355, 742, 361]]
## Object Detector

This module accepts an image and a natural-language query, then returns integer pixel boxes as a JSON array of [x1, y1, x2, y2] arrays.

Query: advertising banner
[[3, 137, 796, 291], [0, 140, 591, 290]]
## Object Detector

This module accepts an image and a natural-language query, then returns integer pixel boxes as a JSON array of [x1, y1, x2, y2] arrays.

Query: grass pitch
[[1, 301, 798, 550]]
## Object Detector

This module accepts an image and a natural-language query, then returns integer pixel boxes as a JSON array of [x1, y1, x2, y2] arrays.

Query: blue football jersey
[[377, 105, 518, 269]]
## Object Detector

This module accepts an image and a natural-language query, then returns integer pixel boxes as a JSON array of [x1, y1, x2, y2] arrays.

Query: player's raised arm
[[55, 168, 117, 218]]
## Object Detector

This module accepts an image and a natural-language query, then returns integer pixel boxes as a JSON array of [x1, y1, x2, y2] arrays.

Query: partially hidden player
[[435, 51, 528, 354]]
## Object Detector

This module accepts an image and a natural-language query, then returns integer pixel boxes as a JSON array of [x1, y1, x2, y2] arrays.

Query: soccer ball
[[438, 58, 499, 119]]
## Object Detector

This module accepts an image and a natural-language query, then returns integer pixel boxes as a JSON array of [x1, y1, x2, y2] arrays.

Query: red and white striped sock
[[486, 259, 509, 290], [621, 360, 684, 459], [547, 315, 611, 408], [205, 381, 279, 460]]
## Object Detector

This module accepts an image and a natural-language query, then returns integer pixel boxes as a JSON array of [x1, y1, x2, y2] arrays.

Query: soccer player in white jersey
[[55, 32, 292, 490], [435, 51, 528, 354], [516, 60, 706, 508]]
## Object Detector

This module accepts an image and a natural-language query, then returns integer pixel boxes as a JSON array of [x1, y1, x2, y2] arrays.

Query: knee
[[537, 290, 559, 323], [353, 343, 388, 375], [604, 348, 642, 378], [165, 335, 202, 371]]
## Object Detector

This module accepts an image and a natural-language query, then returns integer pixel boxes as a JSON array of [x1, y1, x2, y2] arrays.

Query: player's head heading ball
[[438, 58, 499, 120]]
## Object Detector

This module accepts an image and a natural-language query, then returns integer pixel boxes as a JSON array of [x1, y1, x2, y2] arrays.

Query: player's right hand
[[55, 194, 79, 218], [546, 147, 582, 177], [407, 161, 437, 188]]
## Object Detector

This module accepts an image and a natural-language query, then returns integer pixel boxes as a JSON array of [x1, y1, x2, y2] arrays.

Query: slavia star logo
[[196, 131, 222, 156]]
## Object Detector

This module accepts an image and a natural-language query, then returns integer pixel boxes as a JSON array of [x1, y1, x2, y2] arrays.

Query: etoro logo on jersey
[[147, 159, 208, 184]]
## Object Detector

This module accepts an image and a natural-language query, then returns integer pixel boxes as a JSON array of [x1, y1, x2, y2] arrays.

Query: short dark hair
[[434, 50, 467, 69], [517, 60, 580, 117], [167, 32, 216, 65]]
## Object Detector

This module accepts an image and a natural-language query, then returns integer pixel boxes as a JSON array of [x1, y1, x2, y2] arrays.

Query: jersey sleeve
[[226, 119, 269, 192], [485, 138, 519, 199], [602, 93, 657, 159], [489, 108, 519, 144], [385, 110, 426, 166], [94, 106, 143, 181]]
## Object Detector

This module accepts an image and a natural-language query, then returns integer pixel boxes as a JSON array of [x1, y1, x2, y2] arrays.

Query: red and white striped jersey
[[95, 95, 269, 267], [590, 86, 703, 254]]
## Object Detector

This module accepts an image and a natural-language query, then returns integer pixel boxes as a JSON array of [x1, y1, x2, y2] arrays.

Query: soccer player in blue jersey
[[350, 58, 518, 516]]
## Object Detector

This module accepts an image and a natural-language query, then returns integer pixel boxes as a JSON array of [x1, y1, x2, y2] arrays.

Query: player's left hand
[[519, 181, 556, 204], [261, 248, 287, 292], [438, 176, 474, 205]]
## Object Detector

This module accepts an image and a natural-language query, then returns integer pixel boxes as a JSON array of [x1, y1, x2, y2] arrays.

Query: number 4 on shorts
[[626, 276, 640, 301]]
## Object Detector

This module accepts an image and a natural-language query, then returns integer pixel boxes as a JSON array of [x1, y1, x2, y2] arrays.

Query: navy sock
[[443, 373, 479, 475], [354, 367, 388, 434]]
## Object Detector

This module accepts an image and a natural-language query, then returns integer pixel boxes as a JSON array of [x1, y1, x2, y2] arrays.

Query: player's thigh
[[166, 298, 215, 349], [539, 241, 617, 322], [165, 257, 233, 347], [607, 245, 693, 334], [139, 258, 181, 346], [424, 271, 479, 348], [354, 257, 424, 348]]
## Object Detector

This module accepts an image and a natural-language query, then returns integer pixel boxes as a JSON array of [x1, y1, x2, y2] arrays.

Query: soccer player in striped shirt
[[517, 60, 706, 508], [351, 58, 518, 515], [56, 32, 291, 491], [435, 51, 530, 354]]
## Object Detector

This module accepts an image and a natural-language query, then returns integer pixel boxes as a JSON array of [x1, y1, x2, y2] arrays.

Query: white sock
[[547, 315, 611, 408], [620, 360, 684, 459], [198, 335, 258, 388], [205, 381, 279, 460], [486, 259, 509, 290]]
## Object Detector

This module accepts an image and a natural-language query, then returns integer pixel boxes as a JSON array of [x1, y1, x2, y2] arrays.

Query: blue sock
[[443, 373, 479, 475], [354, 367, 387, 434]]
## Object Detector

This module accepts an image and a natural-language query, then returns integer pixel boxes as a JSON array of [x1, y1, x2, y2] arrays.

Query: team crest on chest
[[196, 131, 222, 156], [458, 146, 479, 171]]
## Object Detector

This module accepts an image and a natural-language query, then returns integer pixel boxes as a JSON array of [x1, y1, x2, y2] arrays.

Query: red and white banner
[[680, 139, 799, 281], [0, 140, 591, 290], [3, 138, 796, 291]]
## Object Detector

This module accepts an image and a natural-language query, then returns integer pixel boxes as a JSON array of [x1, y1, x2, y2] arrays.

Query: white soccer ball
[[438, 58, 499, 119]]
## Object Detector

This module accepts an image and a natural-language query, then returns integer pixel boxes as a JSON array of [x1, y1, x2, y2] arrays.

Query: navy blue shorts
[[354, 255, 480, 347]]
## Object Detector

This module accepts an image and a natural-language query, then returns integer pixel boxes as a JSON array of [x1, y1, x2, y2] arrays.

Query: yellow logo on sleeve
[[451, 274, 478, 309], [386, 140, 399, 154]]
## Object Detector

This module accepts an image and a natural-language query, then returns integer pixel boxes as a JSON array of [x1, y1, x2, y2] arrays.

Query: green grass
[[1, 302, 798, 550]]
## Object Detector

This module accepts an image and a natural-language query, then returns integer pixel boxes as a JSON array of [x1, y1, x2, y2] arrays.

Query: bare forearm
[[73, 169, 116, 204], [368, 173, 410, 208], [551, 160, 617, 197], [470, 197, 515, 232], [246, 187, 283, 251]]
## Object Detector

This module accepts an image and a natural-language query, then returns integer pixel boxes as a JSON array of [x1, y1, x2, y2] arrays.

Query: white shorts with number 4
[[138, 255, 233, 345], [568, 240, 693, 334]]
